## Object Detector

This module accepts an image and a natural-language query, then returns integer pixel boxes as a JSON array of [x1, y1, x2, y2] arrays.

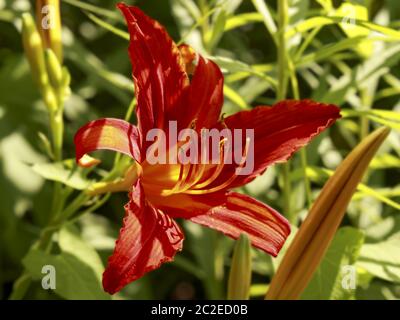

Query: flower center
[[142, 137, 251, 197]]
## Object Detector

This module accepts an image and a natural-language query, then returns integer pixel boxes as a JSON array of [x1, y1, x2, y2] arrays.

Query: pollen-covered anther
[[190, 119, 197, 130]]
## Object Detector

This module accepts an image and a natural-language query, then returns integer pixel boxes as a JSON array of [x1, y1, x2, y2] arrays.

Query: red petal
[[172, 55, 224, 130], [103, 180, 184, 294], [149, 191, 290, 257], [211, 99, 341, 189], [74, 118, 141, 165], [118, 4, 188, 135]]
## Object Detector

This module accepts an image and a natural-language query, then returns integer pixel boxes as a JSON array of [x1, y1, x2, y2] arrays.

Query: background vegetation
[[0, 0, 400, 300]]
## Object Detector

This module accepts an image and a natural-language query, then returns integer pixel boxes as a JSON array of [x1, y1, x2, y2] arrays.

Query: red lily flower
[[74, 3, 341, 294]]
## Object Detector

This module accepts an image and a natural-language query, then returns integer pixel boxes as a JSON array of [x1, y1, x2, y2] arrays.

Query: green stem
[[10, 84, 66, 300], [288, 59, 313, 209], [277, 0, 292, 220], [199, 0, 210, 47], [360, 88, 371, 141], [49, 109, 63, 161], [277, 0, 288, 101], [124, 97, 136, 122], [114, 97, 136, 167], [294, 27, 321, 62], [49, 107, 64, 220], [282, 162, 293, 221], [57, 192, 89, 221]]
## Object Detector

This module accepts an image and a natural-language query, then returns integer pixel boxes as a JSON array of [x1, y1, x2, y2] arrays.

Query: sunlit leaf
[[32, 160, 93, 190], [301, 227, 365, 300], [23, 226, 110, 300], [357, 232, 400, 283]]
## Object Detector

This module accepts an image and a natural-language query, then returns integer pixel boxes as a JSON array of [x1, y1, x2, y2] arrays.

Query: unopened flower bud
[[44, 49, 62, 89], [36, 0, 63, 62], [21, 13, 48, 93], [227, 234, 252, 300]]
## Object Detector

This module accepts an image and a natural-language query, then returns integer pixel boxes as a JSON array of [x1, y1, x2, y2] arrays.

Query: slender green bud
[[21, 13, 48, 93], [43, 86, 58, 112], [44, 49, 62, 89], [61, 67, 71, 88], [58, 67, 71, 104], [227, 234, 252, 300]]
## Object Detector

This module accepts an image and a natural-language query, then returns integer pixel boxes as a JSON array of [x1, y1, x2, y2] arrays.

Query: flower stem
[[288, 59, 312, 209], [360, 88, 371, 141], [277, 0, 288, 101], [277, 0, 293, 221], [113, 97, 136, 167]]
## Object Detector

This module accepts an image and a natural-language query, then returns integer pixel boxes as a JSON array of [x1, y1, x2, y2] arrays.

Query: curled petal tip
[[77, 154, 101, 168]]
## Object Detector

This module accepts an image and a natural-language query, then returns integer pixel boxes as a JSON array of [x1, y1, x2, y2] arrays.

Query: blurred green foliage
[[1, 0, 400, 300]]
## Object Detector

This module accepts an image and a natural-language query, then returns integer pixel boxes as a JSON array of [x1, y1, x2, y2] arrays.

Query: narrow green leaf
[[306, 166, 400, 211], [62, 0, 121, 20], [225, 13, 263, 31], [86, 13, 129, 41], [342, 109, 400, 131], [211, 56, 277, 87], [286, 16, 400, 40], [297, 36, 367, 66], [224, 84, 250, 110]]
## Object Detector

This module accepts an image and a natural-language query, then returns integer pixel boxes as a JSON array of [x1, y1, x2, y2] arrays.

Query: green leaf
[[306, 166, 400, 211], [297, 36, 368, 66], [251, 0, 277, 41], [184, 222, 231, 299], [86, 13, 129, 41], [286, 16, 400, 40], [316, 43, 400, 106], [342, 109, 400, 131], [357, 232, 400, 283], [301, 227, 365, 300], [223, 84, 250, 110], [225, 13, 263, 31], [62, 0, 121, 20], [23, 226, 109, 300], [288, 0, 310, 26], [205, 9, 227, 51], [211, 56, 277, 87], [32, 160, 93, 190], [335, 3, 373, 58], [58, 226, 105, 276], [66, 40, 133, 106]]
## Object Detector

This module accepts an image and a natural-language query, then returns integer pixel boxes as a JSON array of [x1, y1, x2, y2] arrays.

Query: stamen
[[178, 162, 207, 192], [160, 149, 191, 196], [190, 119, 197, 129], [160, 137, 224, 196], [220, 114, 227, 128], [193, 138, 228, 189], [184, 137, 251, 195]]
